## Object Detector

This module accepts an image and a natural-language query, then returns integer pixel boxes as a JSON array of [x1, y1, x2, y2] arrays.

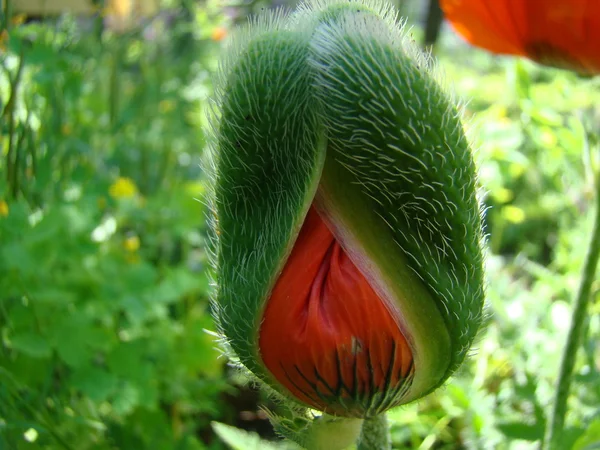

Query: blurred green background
[[0, 0, 599, 449]]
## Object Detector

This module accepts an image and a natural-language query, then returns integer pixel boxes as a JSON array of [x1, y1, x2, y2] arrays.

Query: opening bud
[[209, 0, 486, 419]]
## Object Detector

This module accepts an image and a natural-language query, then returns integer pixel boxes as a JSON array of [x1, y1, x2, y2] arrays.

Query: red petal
[[441, 0, 600, 75], [259, 206, 413, 417]]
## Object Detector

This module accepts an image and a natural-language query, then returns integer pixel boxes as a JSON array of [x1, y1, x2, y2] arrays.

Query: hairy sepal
[[209, 13, 326, 382], [309, 11, 485, 399]]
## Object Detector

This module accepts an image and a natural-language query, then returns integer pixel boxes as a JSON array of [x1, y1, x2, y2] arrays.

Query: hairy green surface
[[309, 10, 485, 389], [209, 16, 326, 380], [209, 0, 485, 413]]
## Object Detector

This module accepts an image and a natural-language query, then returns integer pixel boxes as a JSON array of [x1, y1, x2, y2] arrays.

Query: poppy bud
[[208, 0, 485, 420]]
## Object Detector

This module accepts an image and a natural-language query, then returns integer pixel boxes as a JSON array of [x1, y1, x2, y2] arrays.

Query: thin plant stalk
[[544, 146, 600, 450], [109, 40, 123, 130], [2, 0, 12, 32], [5, 48, 25, 199]]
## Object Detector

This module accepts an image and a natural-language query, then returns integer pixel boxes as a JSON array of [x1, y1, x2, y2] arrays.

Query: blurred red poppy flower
[[440, 0, 600, 75]]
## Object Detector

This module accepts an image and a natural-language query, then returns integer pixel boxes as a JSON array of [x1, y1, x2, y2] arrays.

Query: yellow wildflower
[[104, 0, 133, 33], [109, 177, 138, 199], [123, 235, 140, 252], [0, 200, 8, 217], [211, 27, 227, 42], [107, 0, 132, 18], [11, 14, 27, 26]]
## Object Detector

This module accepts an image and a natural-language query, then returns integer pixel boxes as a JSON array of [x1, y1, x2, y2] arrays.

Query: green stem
[[357, 414, 391, 450], [3, 0, 12, 32], [544, 169, 600, 449], [5, 47, 25, 199], [109, 40, 122, 130]]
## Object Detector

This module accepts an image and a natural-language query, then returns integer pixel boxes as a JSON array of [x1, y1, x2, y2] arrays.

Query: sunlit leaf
[[9, 332, 51, 359]]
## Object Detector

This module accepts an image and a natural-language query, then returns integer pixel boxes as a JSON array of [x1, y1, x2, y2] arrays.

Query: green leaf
[[50, 317, 93, 368], [29, 288, 76, 305], [497, 421, 544, 441], [70, 366, 118, 403], [0, 200, 30, 236], [9, 332, 52, 358], [573, 419, 600, 450], [211, 422, 298, 450], [122, 262, 158, 291], [121, 295, 149, 324], [511, 60, 531, 100], [177, 313, 222, 377], [151, 268, 204, 305], [1, 243, 36, 275], [106, 341, 147, 381], [26, 208, 64, 244], [112, 382, 140, 416]]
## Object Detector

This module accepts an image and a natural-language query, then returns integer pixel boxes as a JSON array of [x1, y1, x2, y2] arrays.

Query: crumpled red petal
[[259, 206, 414, 417]]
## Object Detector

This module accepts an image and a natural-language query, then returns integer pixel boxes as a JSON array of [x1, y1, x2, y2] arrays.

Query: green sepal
[[208, 13, 326, 381], [307, 7, 485, 398]]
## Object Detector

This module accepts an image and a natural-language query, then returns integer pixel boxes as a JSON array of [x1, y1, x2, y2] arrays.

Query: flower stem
[[5, 46, 26, 200], [357, 414, 391, 450], [544, 162, 600, 450]]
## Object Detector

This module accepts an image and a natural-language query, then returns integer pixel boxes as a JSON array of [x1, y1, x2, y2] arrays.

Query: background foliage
[[0, 1, 598, 449]]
